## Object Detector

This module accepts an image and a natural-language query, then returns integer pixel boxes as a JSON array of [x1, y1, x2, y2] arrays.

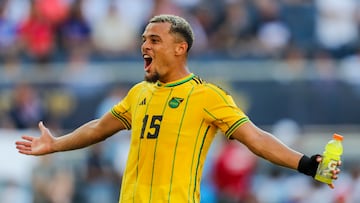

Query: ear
[[175, 42, 188, 56]]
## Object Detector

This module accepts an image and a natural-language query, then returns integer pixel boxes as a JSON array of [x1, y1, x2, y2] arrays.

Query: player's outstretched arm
[[15, 112, 126, 156], [231, 121, 303, 169], [231, 121, 340, 188]]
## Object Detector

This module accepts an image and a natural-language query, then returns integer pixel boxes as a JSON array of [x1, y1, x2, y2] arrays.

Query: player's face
[[141, 22, 178, 83]]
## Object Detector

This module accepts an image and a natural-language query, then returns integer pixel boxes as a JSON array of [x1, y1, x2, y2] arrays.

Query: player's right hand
[[15, 121, 56, 156]]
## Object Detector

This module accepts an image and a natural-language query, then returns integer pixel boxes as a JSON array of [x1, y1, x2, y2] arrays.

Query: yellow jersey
[[111, 73, 249, 203]]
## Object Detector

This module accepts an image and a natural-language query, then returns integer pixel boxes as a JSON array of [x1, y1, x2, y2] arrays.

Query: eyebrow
[[143, 34, 161, 38], [142, 34, 162, 43]]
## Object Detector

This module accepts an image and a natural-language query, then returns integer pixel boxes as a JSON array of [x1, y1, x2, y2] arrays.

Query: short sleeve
[[110, 84, 140, 130], [111, 96, 132, 130], [203, 84, 249, 138]]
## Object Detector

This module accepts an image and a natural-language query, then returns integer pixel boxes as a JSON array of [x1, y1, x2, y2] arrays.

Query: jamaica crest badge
[[168, 97, 184, 108]]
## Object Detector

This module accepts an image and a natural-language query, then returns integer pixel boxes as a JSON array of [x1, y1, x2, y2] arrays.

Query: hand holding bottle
[[315, 134, 343, 188], [297, 134, 342, 189]]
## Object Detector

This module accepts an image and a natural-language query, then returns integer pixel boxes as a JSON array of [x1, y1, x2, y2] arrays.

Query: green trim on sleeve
[[225, 117, 249, 138], [111, 108, 131, 129]]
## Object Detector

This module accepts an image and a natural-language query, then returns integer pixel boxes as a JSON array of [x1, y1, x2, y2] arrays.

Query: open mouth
[[143, 55, 153, 71]]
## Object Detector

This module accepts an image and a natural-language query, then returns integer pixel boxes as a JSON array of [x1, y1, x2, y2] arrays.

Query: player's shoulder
[[200, 81, 230, 96], [126, 81, 149, 96], [191, 75, 231, 97], [130, 81, 152, 90]]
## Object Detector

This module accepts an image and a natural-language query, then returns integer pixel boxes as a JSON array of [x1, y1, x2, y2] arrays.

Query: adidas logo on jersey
[[139, 98, 146, 105]]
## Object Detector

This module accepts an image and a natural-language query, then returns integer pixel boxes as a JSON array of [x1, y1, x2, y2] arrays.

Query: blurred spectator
[[339, 49, 360, 95], [0, 1, 20, 62], [59, 0, 92, 60], [96, 86, 127, 118], [32, 155, 75, 203], [60, 51, 108, 99], [191, 1, 222, 39], [254, 167, 290, 203], [180, 10, 209, 56], [310, 50, 340, 124], [274, 46, 307, 82], [31, 155, 57, 203], [110, 133, 131, 182], [281, 0, 316, 53], [300, 181, 335, 203], [252, 0, 290, 58], [80, 0, 152, 33], [47, 169, 75, 203], [272, 46, 309, 123], [80, 0, 111, 27], [3, 0, 30, 25], [315, 0, 359, 58], [0, 179, 32, 203], [0, 88, 15, 129], [44, 88, 76, 130], [213, 139, 258, 203], [274, 47, 309, 123], [91, 2, 138, 58], [209, 0, 254, 58], [34, 0, 69, 26], [282, 173, 312, 203], [151, 0, 183, 17], [17, 0, 56, 65], [2, 54, 22, 81], [312, 49, 337, 82], [172, 0, 201, 9], [0, 115, 16, 129], [82, 143, 121, 203], [272, 118, 301, 147], [0, 0, 24, 79], [114, 0, 154, 32], [8, 82, 47, 129], [346, 165, 360, 203]]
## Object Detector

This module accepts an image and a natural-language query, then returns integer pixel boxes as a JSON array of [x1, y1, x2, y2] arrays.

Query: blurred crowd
[[1, 0, 360, 65], [1, 0, 360, 202]]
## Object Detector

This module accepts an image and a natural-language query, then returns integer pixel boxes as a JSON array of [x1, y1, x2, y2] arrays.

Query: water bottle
[[315, 133, 343, 184]]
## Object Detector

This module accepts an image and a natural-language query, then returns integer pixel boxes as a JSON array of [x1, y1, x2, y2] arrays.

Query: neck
[[160, 66, 190, 83]]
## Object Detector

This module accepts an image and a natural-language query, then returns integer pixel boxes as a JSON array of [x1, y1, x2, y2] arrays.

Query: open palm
[[15, 121, 55, 156]]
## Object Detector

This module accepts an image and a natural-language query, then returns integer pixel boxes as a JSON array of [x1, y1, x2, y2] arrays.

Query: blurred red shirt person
[[213, 141, 258, 202]]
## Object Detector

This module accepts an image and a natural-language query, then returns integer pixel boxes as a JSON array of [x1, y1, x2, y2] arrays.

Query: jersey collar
[[157, 73, 195, 87]]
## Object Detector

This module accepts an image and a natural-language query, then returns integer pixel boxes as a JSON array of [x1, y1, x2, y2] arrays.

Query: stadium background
[[0, 0, 360, 202]]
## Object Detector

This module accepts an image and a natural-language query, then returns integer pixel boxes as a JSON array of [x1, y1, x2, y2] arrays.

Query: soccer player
[[15, 14, 341, 203]]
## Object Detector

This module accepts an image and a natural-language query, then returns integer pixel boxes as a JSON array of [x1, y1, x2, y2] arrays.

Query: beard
[[144, 71, 160, 83]]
